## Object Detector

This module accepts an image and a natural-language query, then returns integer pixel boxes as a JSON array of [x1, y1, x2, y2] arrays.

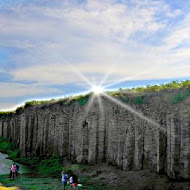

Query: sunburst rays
[[62, 52, 171, 137]]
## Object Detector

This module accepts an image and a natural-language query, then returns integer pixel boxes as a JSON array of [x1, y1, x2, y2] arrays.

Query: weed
[[133, 95, 146, 105], [170, 89, 190, 104], [0, 138, 19, 159]]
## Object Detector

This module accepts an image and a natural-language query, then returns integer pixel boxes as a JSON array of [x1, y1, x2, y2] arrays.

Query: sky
[[0, 0, 190, 111]]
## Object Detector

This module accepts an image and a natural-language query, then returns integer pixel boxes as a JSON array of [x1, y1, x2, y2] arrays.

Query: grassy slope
[[1, 129, 190, 189], [0, 138, 110, 190]]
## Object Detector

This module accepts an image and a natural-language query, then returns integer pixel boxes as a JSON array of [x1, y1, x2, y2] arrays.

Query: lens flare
[[91, 85, 104, 94]]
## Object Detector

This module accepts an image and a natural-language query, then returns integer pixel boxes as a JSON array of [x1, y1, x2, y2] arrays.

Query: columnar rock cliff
[[0, 89, 190, 179]]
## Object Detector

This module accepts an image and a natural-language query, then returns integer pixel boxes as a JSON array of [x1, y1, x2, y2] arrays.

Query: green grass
[[0, 138, 19, 159], [0, 174, 62, 190], [0, 138, 111, 189], [24, 93, 91, 107], [133, 95, 146, 105], [76, 95, 90, 106], [0, 174, 110, 190], [108, 80, 190, 105], [169, 89, 190, 104], [24, 99, 56, 107], [107, 80, 190, 95], [133, 80, 190, 93], [37, 157, 63, 177], [0, 111, 15, 119]]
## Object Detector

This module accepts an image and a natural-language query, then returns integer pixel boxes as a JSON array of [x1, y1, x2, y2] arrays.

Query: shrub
[[170, 89, 190, 104], [133, 96, 146, 105], [0, 111, 14, 119], [0, 137, 20, 158]]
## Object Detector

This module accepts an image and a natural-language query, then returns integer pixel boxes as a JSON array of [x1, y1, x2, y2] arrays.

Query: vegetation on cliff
[[0, 80, 190, 118], [107, 80, 190, 95], [0, 138, 19, 159], [107, 80, 190, 105]]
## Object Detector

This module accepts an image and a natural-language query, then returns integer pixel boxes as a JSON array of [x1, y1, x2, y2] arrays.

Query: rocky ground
[[77, 163, 190, 190]]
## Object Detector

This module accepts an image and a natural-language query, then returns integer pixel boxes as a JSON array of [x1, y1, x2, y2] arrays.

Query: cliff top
[[0, 80, 190, 118]]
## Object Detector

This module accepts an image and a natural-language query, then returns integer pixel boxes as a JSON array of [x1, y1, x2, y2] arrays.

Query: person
[[11, 163, 17, 179], [61, 171, 68, 190], [72, 173, 78, 190], [69, 174, 73, 190], [15, 164, 19, 177], [9, 164, 13, 178]]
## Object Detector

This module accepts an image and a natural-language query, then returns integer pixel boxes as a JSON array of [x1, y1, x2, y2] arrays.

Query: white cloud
[[0, 0, 189, 103], [41, 0, 165, 42], [164, 27, 190, 49], [0, 0, 166, 44], [0, 102, 18, 111], [0, 82, 60, 98], [163, 13, 190, 49]]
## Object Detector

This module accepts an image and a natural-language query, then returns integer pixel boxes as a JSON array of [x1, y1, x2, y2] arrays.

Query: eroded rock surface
[[0, 90, 190, 179]]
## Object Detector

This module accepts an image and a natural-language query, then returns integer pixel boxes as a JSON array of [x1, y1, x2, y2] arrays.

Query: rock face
[[0, 90, 190, 179]]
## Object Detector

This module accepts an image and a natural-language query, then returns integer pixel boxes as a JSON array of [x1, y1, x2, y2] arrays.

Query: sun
[[91, 85, 104, 94]]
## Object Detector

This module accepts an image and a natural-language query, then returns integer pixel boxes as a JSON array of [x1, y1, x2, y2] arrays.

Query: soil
[[76, 163, 190, 190]]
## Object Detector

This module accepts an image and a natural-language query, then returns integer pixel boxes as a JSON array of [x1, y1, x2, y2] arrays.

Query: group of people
[[9, 163, 19, 179], [61, 171, 79, 190]]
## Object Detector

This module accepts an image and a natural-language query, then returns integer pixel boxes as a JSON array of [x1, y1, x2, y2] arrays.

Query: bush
[[133, 96, 146, 105], [0, 137, 20, 158], [170, 89, 190, 104], [0, 111, 14, 119]]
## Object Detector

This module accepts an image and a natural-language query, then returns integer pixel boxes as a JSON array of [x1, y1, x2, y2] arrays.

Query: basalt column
[[82, 121, 89, 163]]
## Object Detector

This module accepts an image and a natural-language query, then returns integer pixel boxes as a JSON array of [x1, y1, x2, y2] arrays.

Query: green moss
[[24, 99, 56, 107], [77, 95, 90, 106], [0, 111, 15, 119], [170, 89, 190, 104], [133, 95, 146, 105]]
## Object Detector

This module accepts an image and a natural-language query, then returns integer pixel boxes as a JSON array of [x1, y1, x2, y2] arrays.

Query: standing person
[[72, 173, 78, 190], [9, 164, 13, 178], [11, 163, 16, 179], [61, 171, 68, 190], [69, 174, 73, 190], [15, 164, 19, 177]]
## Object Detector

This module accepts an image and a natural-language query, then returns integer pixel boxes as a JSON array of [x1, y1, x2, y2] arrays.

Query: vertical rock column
[[96, 108, 105, 163], [19, 114, 26, 157], [122, 113, 135, 170], [157, 113, 167, 174], [179, 107, 190, 178], [0, 121, 3, 137], [166, 111, 181, 178]]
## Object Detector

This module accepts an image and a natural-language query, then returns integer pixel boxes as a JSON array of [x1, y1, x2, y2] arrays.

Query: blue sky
[[0, 0, 190, 111]]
